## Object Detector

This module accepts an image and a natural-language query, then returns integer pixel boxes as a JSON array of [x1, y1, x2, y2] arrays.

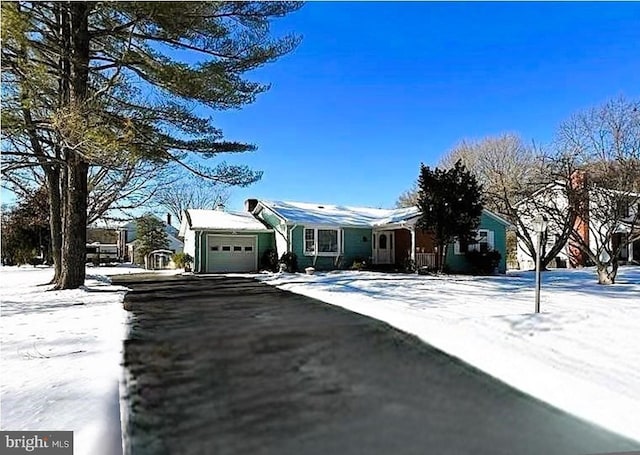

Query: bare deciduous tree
[[553, 97, 640, 284], [154, 171, 231, 224]]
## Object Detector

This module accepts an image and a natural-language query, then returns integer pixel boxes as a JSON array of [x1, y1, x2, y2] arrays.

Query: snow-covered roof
[[180, 209, 271, 235], [371, 206, 421, 226], [257, 200, 512, 229], [258, 200, 420, 228]]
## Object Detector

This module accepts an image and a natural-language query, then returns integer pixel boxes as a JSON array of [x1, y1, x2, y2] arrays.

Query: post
[[533, 215, 547, 314], [535, 230, 542, 313]]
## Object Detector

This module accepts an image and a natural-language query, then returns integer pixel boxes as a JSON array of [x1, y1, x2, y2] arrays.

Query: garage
[[178, 209, 275, 274], [207, 235, 257, 273]]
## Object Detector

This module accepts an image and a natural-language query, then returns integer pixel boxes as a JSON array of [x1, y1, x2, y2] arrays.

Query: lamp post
[[533, 216, 548, 313]]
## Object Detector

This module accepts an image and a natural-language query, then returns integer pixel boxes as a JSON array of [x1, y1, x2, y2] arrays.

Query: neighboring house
[[178, 208, 274, 273], [249, 199, 511, 274], [516, 182, 640, 270], [118, 213, 184, 265]]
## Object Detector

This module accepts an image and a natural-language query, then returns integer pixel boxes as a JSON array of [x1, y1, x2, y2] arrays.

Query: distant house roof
[[257, 200, 417, 228], [179, 209, 271, 236]]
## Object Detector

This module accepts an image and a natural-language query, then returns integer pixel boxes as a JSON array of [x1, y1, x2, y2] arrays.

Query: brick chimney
[[568, 170, 589, 267], [245, 198, 259, 212]]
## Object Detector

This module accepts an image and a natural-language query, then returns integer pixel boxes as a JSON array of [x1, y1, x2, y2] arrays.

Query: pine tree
[[134, 214, 169, 268], [416, 160, 484, 272], [1, 2, 302, 288]]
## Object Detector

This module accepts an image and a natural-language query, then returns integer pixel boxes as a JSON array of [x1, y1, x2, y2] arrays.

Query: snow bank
[[257, 267, 640, 443], [0, 265, 153, 455]]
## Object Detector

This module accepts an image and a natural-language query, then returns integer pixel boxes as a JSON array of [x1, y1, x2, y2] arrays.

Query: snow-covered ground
[[256, 267, 640, 443], [0, 265, 165, 455]]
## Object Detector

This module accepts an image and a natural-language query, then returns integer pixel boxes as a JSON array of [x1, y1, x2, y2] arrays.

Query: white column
[[410, 228, 416, 262], [629, 239, 634, 262]]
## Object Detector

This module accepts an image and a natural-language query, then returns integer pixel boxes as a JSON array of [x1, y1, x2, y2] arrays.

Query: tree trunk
[[57, 156, 88, 289], [46, 168, 63, 284], [55, 2, 91, 289], [437, 242, 447, 273], [596, 262, 618, 285]]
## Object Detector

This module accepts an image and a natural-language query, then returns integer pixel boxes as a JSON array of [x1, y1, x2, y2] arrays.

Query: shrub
[[465, 249, 501, 275], [261, 248, 279, 272], [279, 251, 298, 273], [403, 257, 417, 273], [172, 252, 193, 269], [350, 257, 368, 271], [28, 256, 44, 267]]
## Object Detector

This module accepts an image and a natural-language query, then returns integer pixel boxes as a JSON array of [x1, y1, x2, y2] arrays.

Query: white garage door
[[207, 235, 257, 273]]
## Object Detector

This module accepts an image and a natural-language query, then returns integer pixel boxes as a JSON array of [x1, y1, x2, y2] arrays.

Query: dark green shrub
[[279, 251, 298, 273], [465, 249, 501, 275], [261, 248, 279, 272], [28, 256, 44, 267], [403, 257, 417, 273], [172, 252, 193, 269]]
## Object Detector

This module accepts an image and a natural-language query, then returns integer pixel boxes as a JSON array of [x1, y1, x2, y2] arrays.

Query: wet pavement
[[114, 275, 640, 455]]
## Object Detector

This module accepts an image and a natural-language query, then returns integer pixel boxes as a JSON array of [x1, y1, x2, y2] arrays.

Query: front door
[[373, 231, 394, 264]]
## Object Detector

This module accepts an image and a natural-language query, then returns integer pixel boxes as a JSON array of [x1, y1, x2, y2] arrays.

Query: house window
[[616, 200, 630, 218], [304, 228, 341, 256], [211, 246, 219, 251], [233, 246, 242, 252], [305, 229, 315, 254], [318, 229, 338, 253], [244, 246, 253, 252], [222, 246, 231, 251], [455, 230, 494, 254], [468, 231, 489, 253]]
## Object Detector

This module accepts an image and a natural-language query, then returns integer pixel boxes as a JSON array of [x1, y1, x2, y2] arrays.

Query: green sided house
[[249, 199, 511, 273], [179, 199, 511, 274], [248, 199, 416, 271], [179, 209, 274, 273]]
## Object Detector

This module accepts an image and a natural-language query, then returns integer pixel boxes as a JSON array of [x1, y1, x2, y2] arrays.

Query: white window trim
[[454, 229, 494, 255], [303, 227, 342, 256]]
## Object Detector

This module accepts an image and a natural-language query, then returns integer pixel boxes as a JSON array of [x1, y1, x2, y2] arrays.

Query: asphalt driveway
[[115, 275, 640, 455]]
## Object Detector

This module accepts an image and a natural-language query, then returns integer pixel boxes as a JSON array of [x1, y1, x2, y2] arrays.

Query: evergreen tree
[[416, 160, 484, 272], [134, 214, 169, 268], [1, 2, 302, 288], [1, 187, 52, 266]]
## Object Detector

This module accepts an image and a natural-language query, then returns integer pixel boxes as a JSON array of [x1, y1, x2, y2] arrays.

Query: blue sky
[[2, 2, 639, 215], [213, 1, 640, 211]]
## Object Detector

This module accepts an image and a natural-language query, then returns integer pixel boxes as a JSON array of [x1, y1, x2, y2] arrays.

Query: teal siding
[[445, 212, 508, 274], [194, 232, 202, 272], [256, 232, 275, 267], [290, 226, 372, 271], [258, 208, 286, 236], [342, 228, 373, 267]]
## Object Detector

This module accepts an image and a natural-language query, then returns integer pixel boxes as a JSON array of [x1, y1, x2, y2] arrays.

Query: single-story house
[[179, 200, 511, 274], [250, 199, 511, 273], [179, 208, 274, 273]]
